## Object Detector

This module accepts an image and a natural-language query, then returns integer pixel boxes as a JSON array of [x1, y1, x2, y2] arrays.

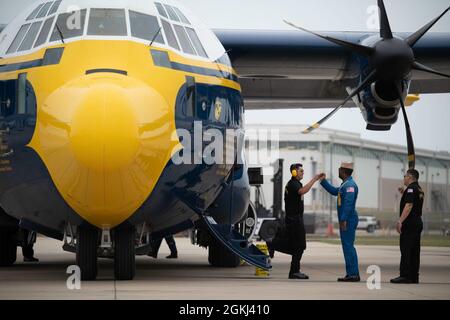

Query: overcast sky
[[1, 0, 450, 152]]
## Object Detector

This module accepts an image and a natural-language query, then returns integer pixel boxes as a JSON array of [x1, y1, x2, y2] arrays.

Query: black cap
[[290, 163, 303, 172]]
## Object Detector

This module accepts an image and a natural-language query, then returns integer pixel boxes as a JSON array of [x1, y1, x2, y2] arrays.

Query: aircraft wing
[[214, 29, 450, 110]]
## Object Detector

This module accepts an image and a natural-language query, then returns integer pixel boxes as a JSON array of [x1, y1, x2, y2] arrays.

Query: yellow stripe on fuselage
[[0, 40, 241, 228]]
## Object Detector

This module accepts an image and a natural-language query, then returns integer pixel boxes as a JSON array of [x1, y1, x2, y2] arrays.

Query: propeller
[[395, 82, 415, 169], [406, 6, 450, 47], [283, 20, 375, 57], [412, 61, 450, 79], [378, 0, 393, 39], [285, 0, 450, 169], [302, 70, 377, 133]]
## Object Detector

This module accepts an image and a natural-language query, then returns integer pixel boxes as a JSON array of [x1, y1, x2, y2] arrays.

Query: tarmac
[[0, 237, 449, 300]]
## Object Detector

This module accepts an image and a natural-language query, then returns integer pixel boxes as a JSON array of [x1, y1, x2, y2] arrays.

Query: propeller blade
[[396, 83, 416, 169], [378, 0, 393, 39], [303, 70, 377, 134], [412, 61, 450, 78], [283, 20, 374, 56], [406, 6, 450, 47]]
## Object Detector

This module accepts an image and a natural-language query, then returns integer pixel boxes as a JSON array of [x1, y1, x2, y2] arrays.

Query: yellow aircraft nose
[[29, 73, 180, 228], [70, 80, 140, 172]]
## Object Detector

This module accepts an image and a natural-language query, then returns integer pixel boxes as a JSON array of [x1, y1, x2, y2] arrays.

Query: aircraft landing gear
[[114, 224, 136, 280], [76, 224, 98, 281], [0, 226, 17, 267], [208, 237, 240, 268]]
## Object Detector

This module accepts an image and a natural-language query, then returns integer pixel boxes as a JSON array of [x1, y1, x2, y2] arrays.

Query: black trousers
[[290, 250, 304, 275], [287, 220, 306, 275], [153, 235, 178, 257], [400, 221, 423, 281], [22, 230, 36, 258]]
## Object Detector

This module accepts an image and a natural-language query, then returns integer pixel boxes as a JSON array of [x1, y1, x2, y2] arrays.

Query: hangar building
[[245, 124, 450, 231]]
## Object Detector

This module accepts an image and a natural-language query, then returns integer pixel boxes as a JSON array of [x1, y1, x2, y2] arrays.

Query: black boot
[[23, 256, 39, 262], [390, 276, 412, 284], [289, 272, 309, 280], [338, 275, 360, 282]]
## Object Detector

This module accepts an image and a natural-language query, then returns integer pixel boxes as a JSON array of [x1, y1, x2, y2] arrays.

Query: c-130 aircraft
[[0, 0, 449, 280]]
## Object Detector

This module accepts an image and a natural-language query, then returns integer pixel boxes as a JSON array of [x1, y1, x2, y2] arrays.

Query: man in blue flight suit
[[320, 162, 360, 282]]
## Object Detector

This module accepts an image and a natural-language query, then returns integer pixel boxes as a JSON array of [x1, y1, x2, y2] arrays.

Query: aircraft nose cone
[[30, 74, 180, 228], [69, 82, 140, 172]]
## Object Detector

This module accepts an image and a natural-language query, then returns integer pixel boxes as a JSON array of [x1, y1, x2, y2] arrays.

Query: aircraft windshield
[[34, 16, 55, 48], [129, 10, 164, 44], [87, 9, 127, 36], [161, 19, 180, 51], [50, 9, 86, 42]]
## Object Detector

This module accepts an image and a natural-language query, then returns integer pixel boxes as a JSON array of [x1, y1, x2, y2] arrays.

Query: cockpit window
[[154, 2, 168, 19], [34, 16, 55, 48], [173, 25, 195, 55], [87, 9, 127, 36], [36, 2, 53, 19], [129, 10, 164, 44], [6, 24, 31, 54], [185, 27, 208, 58], [161, 19, 179, 51], [26, 3, 45, 21], [172, 7, 190, 25], [215, 53, 232, 67], [163, 5, 180, 22], [50, 9, 86, 42], [48, 0, 62, 16], [18, 21, 43, 52]]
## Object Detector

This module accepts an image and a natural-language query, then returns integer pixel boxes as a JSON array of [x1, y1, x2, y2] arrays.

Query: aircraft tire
[[0, 227, 17, 267], [76, 224, 98, 281], [114, 224, 135, 280], [208, 238, 240, 268]]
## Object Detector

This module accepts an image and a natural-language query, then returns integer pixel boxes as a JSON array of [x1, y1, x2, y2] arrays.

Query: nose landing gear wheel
[[76, 225, 99, 281], [114, 224, 136, 280], [0, 227, 17, 267]]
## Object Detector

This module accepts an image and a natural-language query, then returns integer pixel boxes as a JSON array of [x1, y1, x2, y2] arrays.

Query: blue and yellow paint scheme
[[0, 38, 248, 236], [0, 1, 275, 279]]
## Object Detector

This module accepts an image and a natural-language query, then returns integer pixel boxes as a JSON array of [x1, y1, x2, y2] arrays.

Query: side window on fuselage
[[0, 80, 16, 122], [195, 85, 211, 121], [0, 74, 36, 131]]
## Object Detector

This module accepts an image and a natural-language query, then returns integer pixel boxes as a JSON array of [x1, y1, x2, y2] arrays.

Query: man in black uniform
[[270, 163, 323, 279], [148, 235, 178, 259], [391, 169, 424, 284], [22, 229, 39, 262]]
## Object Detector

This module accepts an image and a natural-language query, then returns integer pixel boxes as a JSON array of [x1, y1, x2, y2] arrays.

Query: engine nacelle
[[358, 79, 408, 131]]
